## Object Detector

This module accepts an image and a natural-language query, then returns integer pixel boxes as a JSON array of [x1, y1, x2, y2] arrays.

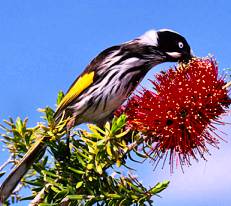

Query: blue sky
[[0, 0, 230, 205]]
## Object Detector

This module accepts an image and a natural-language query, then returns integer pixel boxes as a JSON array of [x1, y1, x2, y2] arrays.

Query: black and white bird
[[0, 29, 193, 203]]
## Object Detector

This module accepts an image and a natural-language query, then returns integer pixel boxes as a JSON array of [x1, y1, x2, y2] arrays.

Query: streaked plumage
[[54, 30, 192, 127], [0, 29, 193, 202]]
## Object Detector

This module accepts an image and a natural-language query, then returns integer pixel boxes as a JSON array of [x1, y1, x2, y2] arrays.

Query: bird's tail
[[0, 136, 47, 203]]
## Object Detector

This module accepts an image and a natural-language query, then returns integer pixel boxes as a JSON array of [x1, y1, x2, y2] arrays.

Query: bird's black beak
[[179, 49, 194, 63]]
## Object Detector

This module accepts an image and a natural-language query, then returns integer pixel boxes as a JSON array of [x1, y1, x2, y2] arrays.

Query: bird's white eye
[[178, 42, 184, 49]]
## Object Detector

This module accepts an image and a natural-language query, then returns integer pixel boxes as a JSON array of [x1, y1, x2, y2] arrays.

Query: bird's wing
[[55, 45, 121, 117], [56, 71, 95, 112]]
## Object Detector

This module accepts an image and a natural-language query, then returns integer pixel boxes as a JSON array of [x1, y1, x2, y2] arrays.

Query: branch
[[29, 184, 51, 206], [223, 81, 231, 89], [0, 155, 14, 171]]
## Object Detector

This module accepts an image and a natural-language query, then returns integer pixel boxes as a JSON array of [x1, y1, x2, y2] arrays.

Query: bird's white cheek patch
[[166, 52, 181, 58]]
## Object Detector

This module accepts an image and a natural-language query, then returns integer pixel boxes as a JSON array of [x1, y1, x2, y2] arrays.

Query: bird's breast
[[76, 69, 146, 124]]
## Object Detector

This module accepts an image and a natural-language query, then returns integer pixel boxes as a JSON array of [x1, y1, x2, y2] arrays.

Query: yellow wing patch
[[57, 71, 95, 110]]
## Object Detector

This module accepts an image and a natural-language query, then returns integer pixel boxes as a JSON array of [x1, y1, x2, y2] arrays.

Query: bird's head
[[139, 29, 194, 63]]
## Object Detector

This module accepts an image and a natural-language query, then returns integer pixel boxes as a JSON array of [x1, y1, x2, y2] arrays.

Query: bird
[[0, 29, 193, 202]]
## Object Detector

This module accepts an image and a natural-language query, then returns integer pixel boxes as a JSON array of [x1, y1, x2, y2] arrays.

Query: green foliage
[[57, 90, 65, 105], [0, 93, 169, 206]]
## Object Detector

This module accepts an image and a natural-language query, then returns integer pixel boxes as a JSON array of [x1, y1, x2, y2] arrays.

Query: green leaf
[[104, 122, 111, 134], [88, 124, 104, 138], [115, 129, 129, 138], [111, 114, 126, 133], [42, 170, 60, 178], [150, 180, 170, 194], [95, 163, 103, 174], [15, 117, 23, 133], [127, 181, 143, 193], [51, 186, 61, 193], [68, 167, 85, 175], [76, 181, 83, 189], [88, 124, 105, 136], [44, 107, 55, 124], [66, 195, 86, 200], [87, 164, 94, 170], [24, 179, 44, 187], [20, 195, 35, 201], [105, 193, 121, 199], [106, 142, 113, 157], [76, 153, 87, 167], [53, 189, 69, 199], [56, 90, 65, 105]]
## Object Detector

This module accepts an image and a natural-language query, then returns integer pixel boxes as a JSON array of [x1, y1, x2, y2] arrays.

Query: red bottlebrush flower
[[124, 57, 231, 170]]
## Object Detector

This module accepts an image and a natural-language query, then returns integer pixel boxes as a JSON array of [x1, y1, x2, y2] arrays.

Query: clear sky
[[0, 0, 230, 205]]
